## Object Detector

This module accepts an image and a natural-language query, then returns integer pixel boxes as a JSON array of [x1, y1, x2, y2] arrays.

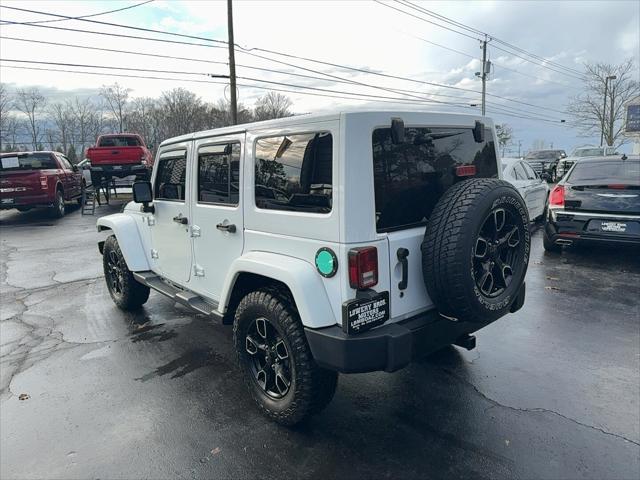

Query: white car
[[502, 157, 549, 220], [556, 145, 618, 179], [96, 111, 530, 425]]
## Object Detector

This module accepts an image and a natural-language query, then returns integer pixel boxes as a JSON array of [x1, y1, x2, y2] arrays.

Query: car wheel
[[103, 235, 150, 310], [421, 178, 531, 323], [543, 228, 562, 252], [233, 288, 338, 426], [77, 181, 86, 205], [51, 190, 65, 218]]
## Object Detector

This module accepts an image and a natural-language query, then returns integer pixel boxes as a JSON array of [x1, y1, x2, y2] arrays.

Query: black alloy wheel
[[244, 317, 292, 399], [105, 249, 125, 299], [473, 207, 522, 298]]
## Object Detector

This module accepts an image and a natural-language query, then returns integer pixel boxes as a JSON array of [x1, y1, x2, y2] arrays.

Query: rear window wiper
[[413, 131, 464, 145]]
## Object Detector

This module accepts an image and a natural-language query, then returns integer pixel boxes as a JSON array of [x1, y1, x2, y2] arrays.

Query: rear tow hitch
[[454, 334, 476, 351]]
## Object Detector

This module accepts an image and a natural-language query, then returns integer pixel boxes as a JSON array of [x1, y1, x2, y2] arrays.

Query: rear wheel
[[103, 235, 150, 310], [233, 288, 338, 425], [51, 190, 65, 218], [421, 178, 530, 323]]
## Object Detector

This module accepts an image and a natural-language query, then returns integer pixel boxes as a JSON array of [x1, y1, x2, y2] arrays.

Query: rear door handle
[[216, 223, 236, 233], [397, 248, 409, 290], [173, 215, 188, 225]]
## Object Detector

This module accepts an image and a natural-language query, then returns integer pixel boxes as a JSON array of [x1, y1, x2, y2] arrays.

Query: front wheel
[[233, 289, 338, 426], [103, 235, 150, 310]]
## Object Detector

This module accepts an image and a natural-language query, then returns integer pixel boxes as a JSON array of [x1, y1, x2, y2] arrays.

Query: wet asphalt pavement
[[1, 201, 639, 480]]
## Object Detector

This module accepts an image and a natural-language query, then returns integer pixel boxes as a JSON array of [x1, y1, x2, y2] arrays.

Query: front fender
[[96, 213, 150, 271], [220, 252, 337, 329]]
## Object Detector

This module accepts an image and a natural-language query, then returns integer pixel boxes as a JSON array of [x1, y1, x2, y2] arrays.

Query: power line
[[0, 1, 153, 25], [0, 64, 476, 109], [395, 0, 586, 79], [0, 5, 569, 115]]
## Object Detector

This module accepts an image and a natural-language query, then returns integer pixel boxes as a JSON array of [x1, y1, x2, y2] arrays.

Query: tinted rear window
[[98, 136, 141, 147], [1, 153, 57, 171], [569, 160, 640, 184], [373, 127, 497, 232]]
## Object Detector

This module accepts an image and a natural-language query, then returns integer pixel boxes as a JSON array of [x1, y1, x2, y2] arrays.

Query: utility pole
[[227, 0, 238, 125], [518, 140, 522, 157], [480, 35, 488, 116]]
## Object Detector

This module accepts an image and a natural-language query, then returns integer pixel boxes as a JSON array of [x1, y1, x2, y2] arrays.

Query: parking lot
[[0, 201, 638, 480]]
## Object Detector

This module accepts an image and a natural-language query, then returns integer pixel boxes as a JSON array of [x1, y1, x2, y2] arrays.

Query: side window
[[522, 162, 537, 180], [513, 163, 528, 180], [198, 143, 240, 205], [57, 155, 72, 170], [254, 132, 332, 213], [154, 151, 187, 201]]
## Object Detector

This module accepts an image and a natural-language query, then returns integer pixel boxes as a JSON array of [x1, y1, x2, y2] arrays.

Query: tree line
[[0, 84, 293, 162]]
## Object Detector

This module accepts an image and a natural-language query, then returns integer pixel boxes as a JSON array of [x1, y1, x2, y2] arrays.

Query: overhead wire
[[0, 1, 153, 25]]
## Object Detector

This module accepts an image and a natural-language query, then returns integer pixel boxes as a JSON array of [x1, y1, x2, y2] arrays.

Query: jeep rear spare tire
[[421, 178, 530, 323]]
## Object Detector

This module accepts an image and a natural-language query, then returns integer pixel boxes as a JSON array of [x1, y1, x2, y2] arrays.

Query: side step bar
[[133, 271, 222, 320]]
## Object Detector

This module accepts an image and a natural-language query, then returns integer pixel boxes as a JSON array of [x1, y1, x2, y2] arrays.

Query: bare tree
[[0, 84, 17, 150], [100, 83, 131, 133], [254, 91, 293, 121], [212, 98, 253, 126], [49, 102, 76, 154], [15, 87, 47, 149], [126, 97, 157, 148], [70, 97, 102, 158], [567, 59, 639, 147], [495, 123, 513, 156]]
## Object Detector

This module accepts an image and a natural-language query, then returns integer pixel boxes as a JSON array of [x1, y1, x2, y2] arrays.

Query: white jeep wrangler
[[97, 110, 530, 425]]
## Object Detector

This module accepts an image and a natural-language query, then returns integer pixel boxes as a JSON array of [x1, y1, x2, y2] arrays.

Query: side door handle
[[173, 215, 188, 225], [216, 223, 236, 233], [397, 248, 409, 290]]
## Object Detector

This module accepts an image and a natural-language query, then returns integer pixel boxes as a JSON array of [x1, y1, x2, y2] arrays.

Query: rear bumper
[[89, 164, 150, 179], [305, 310, 490, 374], [0, 193, 53, 209], [546, 209, 640, 246]]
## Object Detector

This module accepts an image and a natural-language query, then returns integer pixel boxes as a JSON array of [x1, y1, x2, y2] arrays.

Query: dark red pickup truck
[[86, 134, 153, 185], [0, 151, 84, 217]]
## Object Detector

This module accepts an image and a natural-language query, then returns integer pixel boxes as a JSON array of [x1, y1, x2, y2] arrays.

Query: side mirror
[[473, 121, 485, 143], [132, 181, 154, 213], [391, 117, 405, 144], [72, 164, 79, 172]]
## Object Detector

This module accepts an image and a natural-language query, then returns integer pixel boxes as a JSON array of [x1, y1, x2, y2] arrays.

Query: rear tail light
[[549, 184, 565, 207], [455, 165, 476, 177], [608, 184, 627, 189], [39, 175, 48, 190], [348, 247, 378, 289]]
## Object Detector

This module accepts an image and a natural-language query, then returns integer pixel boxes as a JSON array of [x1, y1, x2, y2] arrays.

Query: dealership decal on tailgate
[[343, 291, 390, 334]]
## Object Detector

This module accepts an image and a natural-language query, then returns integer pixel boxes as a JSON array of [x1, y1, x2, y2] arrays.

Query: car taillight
[[39, 176, 48, 190], [455, 165, 476, 177], [608, 184, 627, 190], [348, 247, 378, 289], [549, 185, 565, 207]]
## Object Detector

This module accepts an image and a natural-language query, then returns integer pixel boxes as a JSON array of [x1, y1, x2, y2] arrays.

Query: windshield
[[0, 153, 57, 171], [525, 151, 561, 160], [98, 136, 141, 147], [568, 160, 640, 184], [572, 148, 604, 157]]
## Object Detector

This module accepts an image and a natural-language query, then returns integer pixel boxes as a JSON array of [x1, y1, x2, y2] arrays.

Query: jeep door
[[150, 145, 192, 284], [188, 134, 245, 302]]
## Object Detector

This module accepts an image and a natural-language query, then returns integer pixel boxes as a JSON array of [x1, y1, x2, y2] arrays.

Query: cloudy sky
[[1, 0, 638, 153]]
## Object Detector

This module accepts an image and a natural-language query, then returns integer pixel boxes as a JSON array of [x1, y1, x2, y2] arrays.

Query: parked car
[[523, 149, 566, 182], [543, 155, 640, 251], [502, 157, 549, 220], [85, 133, 153, 187], [555, 145, 618, 180], [96, 111, 530, 425], [0, 151, 84, 217]]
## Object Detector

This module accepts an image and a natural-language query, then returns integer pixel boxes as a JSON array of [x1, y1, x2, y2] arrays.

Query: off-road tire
[[543, 228, 561, 252], [421, 178, 530, 323], [51, 189, 65, 218], [77, 181, 86, 205], [233, 288, 338, 426], [103, 235, 150, 310]]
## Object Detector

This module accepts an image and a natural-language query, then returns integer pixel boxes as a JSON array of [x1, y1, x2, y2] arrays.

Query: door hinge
[[190, 224, 201, 237], [146, 216, 156, 226], [193, 264, 205, 277], [150, 249, 159, 259]]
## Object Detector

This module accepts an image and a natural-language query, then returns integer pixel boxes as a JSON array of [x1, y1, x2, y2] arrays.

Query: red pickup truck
[[86, 134, 153, 186], [0, 151, 84, 218]]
